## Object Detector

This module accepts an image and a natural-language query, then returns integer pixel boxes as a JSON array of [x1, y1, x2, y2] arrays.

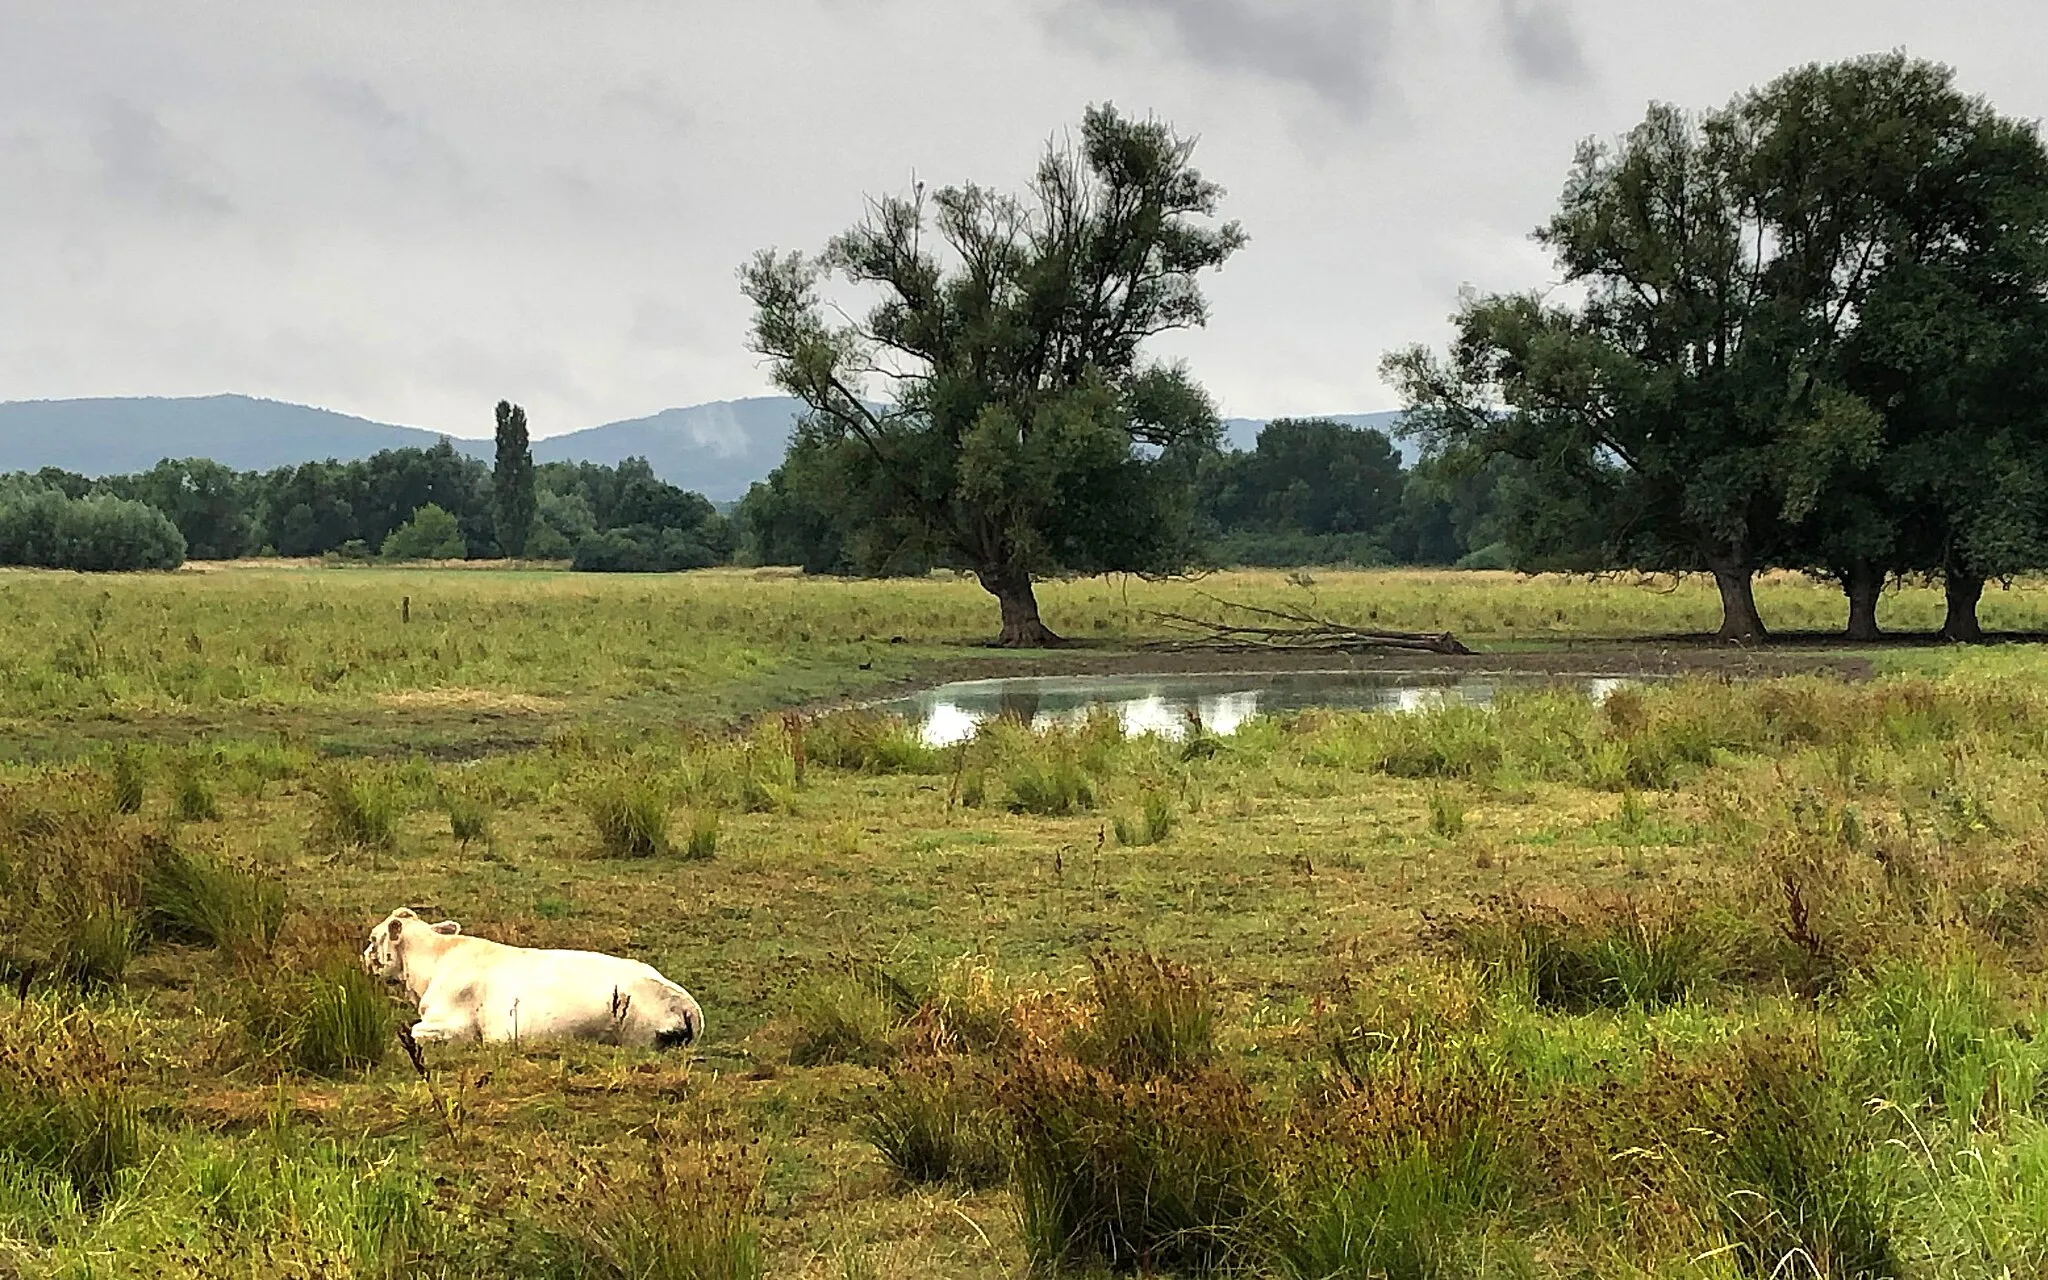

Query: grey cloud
[[308, 77, 470, 190], [1048, 0, 1395, 120], [1495, 0, 1588, 86], [605, 76, 696, 134], [88, 98, 232, 218]]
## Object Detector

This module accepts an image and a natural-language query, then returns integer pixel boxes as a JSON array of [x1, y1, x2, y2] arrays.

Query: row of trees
[[1387, 53, 2048, 642], [1193, 419, 1510, 569], [3, 401, 735, 572], [736, 414, 1508, 574], [741, 60, 2048, 644]]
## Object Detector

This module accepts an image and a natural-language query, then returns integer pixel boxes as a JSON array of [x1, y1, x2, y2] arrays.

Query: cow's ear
[[393, 907, 417, 919], [432, 920, 461, 936]]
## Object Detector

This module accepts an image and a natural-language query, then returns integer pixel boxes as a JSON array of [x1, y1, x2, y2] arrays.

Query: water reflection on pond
[[878, 671, 1641, 748]]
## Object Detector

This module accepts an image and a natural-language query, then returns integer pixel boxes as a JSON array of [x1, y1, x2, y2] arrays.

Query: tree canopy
[[741, 104, 1245, 645], [492, 400, 538, 558], [1385, 53, 2048, 641]]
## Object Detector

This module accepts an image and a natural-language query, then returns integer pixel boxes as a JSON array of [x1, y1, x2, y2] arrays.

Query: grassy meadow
[[4, 563, 2048, 1277]]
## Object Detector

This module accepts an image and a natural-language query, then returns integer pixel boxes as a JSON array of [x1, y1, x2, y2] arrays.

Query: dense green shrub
[[572, 527, 721, 573], [380, 503, 466, 560], [0, 487, 185, 571], [1206, 529, 1392, 569]]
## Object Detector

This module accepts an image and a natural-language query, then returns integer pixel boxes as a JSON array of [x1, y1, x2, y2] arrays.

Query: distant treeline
[[0, 440, 734, 572], [0, 419, 1498, 575], [737, 417, 1504, 574]]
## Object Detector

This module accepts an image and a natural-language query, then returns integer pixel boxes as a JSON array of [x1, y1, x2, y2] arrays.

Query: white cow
[[360, 908, 703, 1049]]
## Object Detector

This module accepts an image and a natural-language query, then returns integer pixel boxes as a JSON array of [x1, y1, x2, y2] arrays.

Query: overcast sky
[[3, 1, 2044, 440]]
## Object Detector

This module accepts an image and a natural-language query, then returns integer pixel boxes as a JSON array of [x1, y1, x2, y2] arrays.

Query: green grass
[[1, 566, 2048, 1275], [171, 763, 220, 822], [8, 563, 2045, 756], [241, 961, 399, 1078], [1112, 791, 1176, 846], [445, 793, 492, 847], [313, 766, 403, 854], [584, 776, 672, 858], [858, 1065, 1009, 1190], [141, 839, 288, 957]]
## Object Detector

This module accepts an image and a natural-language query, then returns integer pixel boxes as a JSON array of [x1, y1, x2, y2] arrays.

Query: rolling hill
[[0, 394, 812, 502], [0, 395, 458, 477], [0, 394, 1412, 501]]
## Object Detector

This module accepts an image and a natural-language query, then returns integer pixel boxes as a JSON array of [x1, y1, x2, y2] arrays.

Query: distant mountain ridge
[[0, 394, 811, 503], [0, 394, 1411, 502]]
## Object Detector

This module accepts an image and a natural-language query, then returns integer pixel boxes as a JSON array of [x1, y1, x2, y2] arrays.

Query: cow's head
[[362, 907, 461, 981]]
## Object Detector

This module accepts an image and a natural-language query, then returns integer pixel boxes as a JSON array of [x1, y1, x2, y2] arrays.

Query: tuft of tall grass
[[1427, 788, 1466, 839], [0, 788, 150, 991], [805, 711, 947, 775], [0, 1008, 141, 1206], [51, 907, 136, 990], [108, 750, 146, 815], [1444, 896, 1715, 1012], [294, 964, 395, 1076], [1281, 1147, 1517, 1280], [444, 793, 491, 847], [1076, 951, 1216, 1081], [584, 776, 673, 858], [141, 838, 287, 958], [787, 968, 917, 1068], [1112, 791, 1175, 847], [560, 1116, 765, 1280], [1004, 752, 1096, 817], [858, 1064, 1008, 1190], [682, 809, 719, 860], [242, 960, 395, 1077], [171, 764, 220, 822], [1002, 1051, 1274, 1275], [1709, 1031, 1899, 1279], [1372, 705, 1504, 782], [1848, 959, 2044, 1134], [312, 767, 401, 854]]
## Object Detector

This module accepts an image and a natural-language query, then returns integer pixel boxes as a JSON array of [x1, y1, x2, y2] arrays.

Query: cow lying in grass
[[361, 908, 703, 1048]]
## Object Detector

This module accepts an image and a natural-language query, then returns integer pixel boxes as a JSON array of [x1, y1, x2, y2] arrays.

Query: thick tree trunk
[[979, 569, 1063, 648], [1941, 571, 1986, 643], [1709, 562, 1768, 642], [1842, 562, 1883, 642]]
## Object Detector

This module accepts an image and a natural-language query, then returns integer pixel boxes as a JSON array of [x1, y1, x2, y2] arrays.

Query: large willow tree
[[741, 105, 1245, 646], [1387, 54, 2048, 642]]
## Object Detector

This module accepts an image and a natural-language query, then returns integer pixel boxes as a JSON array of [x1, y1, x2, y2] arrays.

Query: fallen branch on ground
[[1144, 597, 1473, 656]]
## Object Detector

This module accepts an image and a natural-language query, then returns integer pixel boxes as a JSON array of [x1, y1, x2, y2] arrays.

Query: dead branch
[[1144, 598, 1473, 656]]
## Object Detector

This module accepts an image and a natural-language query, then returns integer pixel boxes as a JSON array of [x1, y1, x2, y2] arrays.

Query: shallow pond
[[877, 670, 1641, 747]]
